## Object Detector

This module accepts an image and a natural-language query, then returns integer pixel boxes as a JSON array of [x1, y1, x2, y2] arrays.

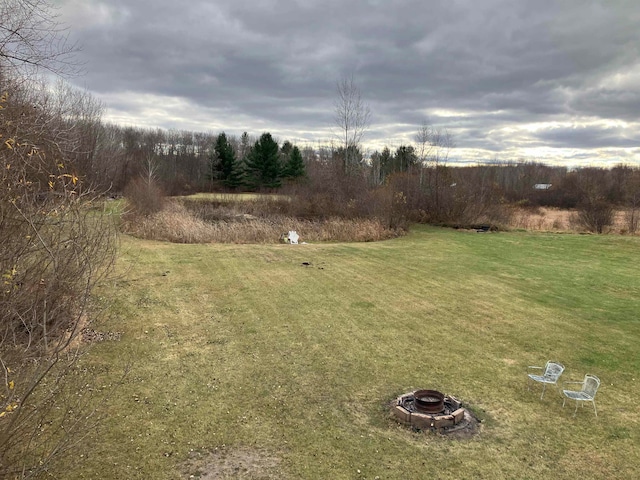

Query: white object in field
[[527, 361, 565, 399]]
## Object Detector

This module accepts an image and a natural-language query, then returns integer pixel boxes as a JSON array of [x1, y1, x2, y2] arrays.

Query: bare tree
[[573, 168, 615, 234], [625, 179, 640, 234], [414, 121, 434, 187], [141, 152, 161, 187], [414, 122, 433, 160], [334, 75, 370, 175], [413, 122, 454, 218], [0, 0, 80, 76]]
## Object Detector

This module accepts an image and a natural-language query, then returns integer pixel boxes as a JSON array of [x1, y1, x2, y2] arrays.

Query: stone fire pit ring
[[392, 390, 475, 433]]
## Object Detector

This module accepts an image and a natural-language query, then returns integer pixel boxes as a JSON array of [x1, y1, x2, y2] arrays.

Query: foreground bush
[[0, 76, 118, 477]]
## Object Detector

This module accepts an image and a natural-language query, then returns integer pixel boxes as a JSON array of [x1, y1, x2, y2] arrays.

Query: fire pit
[[413, 389, 445, 414], [392, 389, 477, 434]]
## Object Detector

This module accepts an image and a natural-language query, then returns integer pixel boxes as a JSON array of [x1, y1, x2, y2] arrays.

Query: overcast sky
[[57, 0, 640, 166]]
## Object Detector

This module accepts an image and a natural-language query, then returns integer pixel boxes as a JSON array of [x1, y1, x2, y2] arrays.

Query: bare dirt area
[[181, 446, 284, 480]]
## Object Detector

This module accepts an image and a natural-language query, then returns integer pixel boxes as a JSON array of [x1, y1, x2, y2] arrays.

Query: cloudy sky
[[57, 0, 640, 166]]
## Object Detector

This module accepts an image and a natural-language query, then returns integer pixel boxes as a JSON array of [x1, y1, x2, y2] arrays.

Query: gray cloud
[[57, 0, 640, 165], [532, 124, 640, 149]]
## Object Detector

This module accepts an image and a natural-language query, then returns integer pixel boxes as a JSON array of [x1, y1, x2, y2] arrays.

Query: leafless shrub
[[624, 207, 638, 234], [365, 182, 410, 230], [123, 177, 165, 216], [576, 199, 615, 234], [281, 158, 372, 219], [0, 74, 118, 477]]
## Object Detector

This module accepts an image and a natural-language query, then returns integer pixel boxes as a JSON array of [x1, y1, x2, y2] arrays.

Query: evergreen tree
[[214, 132, 236, 180], [393, 145, 418, 173], [378, 145, 417, 180], [223, 155, 245, 190], [379, 146, 393, 181], [207, 149, 218, 183], [334, 145, 363, 172], [245, 132, 281, 189], [283, 145, 306, 179]]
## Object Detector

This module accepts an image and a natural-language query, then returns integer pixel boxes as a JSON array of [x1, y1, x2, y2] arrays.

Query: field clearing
[[177, 192, 290, 202], [62, 226, 640, 479], [511, 206, 634, 234]]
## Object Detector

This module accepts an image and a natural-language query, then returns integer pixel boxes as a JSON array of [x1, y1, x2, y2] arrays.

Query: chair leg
[[562, 397, 566, 408], [540, 383, 546, 400], [592, 401, 597, 417], [573, 401, 578, 417]]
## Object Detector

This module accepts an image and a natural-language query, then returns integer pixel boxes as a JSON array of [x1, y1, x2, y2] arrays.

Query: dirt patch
[[181, 446, 283, 479], [437, 409, 482, 440], [81, 328, 123, 343]]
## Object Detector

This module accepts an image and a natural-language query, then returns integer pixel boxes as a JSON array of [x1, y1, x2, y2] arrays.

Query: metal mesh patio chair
[[562, 374, 600, 417], [527, 361, 564, 399]]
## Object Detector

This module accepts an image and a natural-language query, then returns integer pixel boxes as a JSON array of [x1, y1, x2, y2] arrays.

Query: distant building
[[533, 183, 552, 190]]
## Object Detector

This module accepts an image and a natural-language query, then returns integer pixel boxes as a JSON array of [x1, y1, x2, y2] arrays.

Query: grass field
[[61, 226, 640, 479], [176, 193, 290, 202]]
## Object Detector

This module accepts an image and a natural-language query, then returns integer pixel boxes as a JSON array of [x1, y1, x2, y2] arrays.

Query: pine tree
[[223, 155, 245, 190], [245, 132, 281, 189], [214, 133, 233, 177], [392, 145, 418, 174], [283, 145, 305, 179], [379, 146, 393, 181]]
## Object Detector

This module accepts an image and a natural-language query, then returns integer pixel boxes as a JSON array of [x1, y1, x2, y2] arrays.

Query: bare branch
[[0, 56, 118, 477], [334, 75, 371, 174], [0, 0, 82, 77]]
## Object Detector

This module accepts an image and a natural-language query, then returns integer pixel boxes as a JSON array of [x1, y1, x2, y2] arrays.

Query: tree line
[[109, 116, 640, 234], [72, 124, 307, 195], [1, 78, 636, 230]]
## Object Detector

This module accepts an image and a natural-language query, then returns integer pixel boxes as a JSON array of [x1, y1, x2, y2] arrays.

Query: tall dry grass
[[121, 201, 402, 244], [509, 206, 634, 233]]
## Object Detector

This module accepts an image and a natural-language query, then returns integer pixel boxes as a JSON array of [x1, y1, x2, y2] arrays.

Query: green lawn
[[63, 227, 640, 479]]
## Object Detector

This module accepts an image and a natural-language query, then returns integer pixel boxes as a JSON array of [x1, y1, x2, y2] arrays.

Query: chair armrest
[[562, 381, 583, 388], [527, 366, 543, 369]]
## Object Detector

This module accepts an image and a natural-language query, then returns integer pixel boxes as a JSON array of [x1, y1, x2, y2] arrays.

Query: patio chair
[[288, 231, 299, 244], [562, 374, 600, 417], [527, 361, 564, 399]]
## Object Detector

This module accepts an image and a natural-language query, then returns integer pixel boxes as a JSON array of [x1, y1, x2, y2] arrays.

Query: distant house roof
[[534, 183, 552, 190]]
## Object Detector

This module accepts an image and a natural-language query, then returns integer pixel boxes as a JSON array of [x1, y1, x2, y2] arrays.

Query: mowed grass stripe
[[63, 228, 640, 479]]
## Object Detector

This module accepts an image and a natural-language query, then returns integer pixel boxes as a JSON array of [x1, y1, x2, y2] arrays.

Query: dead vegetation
[[0, 68, 118, 478], [121, 201, 402, 244], [121, 193, 637, 247], [180, 446, 283, 480], [509, 206, 633, 234]]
